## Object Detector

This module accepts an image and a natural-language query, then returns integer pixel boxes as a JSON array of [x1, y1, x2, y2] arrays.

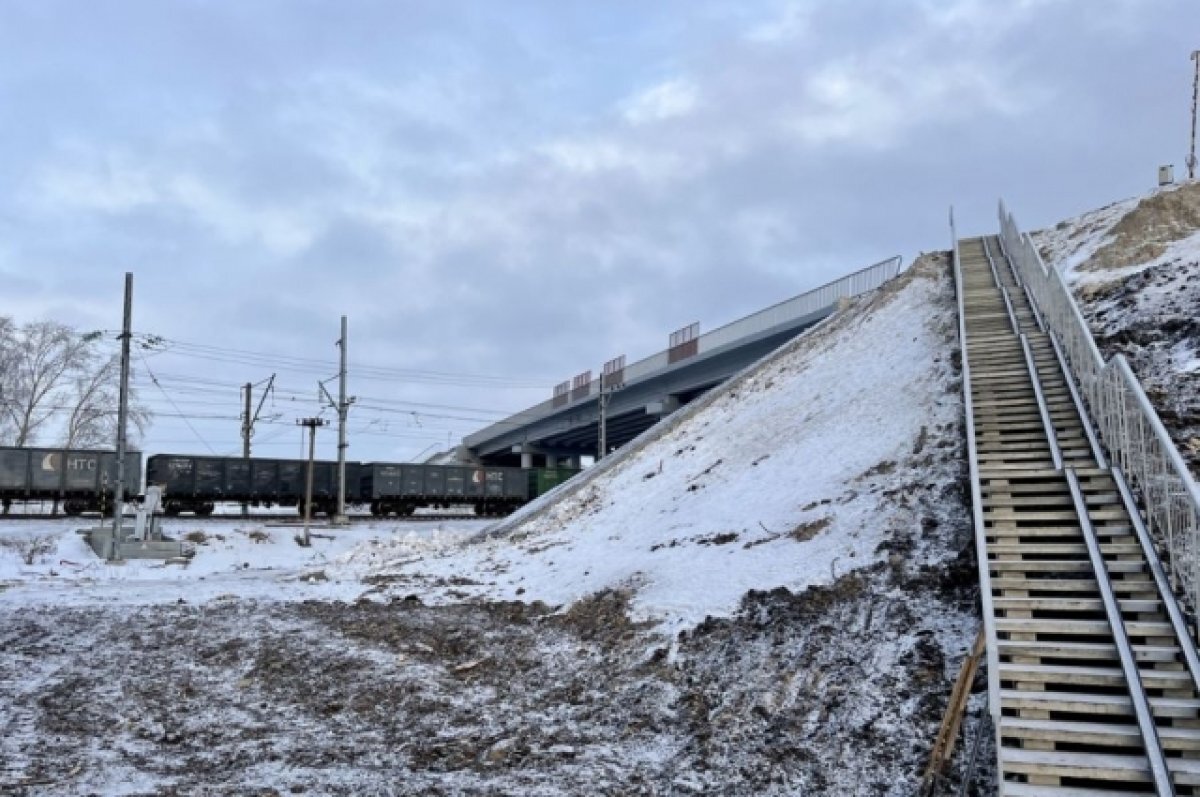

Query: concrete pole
[[1190, 51, 1199, 181], [335, 315, 349, 524], [110, 273, 134, 559], [241, 382, 252, 518], [598, 370, 608, 461], [298, 417, 326, 546]]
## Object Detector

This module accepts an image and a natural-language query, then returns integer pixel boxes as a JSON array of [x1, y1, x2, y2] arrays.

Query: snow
[[347, 255, 964, 629], [0, 517, 488, 607]]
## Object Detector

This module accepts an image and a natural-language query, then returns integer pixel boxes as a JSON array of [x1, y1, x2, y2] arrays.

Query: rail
[[464, 254, 904, 449], [998, 200, 1200, 619]]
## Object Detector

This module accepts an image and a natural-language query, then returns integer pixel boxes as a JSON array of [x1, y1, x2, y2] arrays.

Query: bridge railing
[[464, 254, 905, 450], [998, 200, 1200, 617]]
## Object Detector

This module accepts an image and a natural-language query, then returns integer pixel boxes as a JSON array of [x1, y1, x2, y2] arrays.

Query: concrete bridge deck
[[464, 255, 903, 467]]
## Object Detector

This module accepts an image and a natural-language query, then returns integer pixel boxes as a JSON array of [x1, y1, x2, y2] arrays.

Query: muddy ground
[[1078, 255, 1200, 478], [0, 536, 985, 797]]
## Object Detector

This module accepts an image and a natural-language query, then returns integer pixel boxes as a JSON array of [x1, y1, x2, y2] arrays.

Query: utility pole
[[319, 318, 353, 525], [335, 316, 351, 525], [242, 383, 252, 457], [598, 371, 609, 461], [597, 356, 624, 462], [240, 374, 275, 517], [297, 417, 328, 547], [1189, 50, 1199, 181], [110, 272, 134, 560]]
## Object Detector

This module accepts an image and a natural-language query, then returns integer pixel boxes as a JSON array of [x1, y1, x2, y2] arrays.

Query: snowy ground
[[1032, 180, 1200, 476], [0, 254, 986, 796], [0, 517, 487, 607]]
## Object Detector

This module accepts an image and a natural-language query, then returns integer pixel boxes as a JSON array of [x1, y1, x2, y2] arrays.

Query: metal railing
[[998, 200, 1200, 617], [950, 207, 1002, 753], [464, 254, 904, 449]]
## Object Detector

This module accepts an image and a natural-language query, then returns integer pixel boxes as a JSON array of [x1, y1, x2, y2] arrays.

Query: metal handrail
[[1019, 333, 1063, 470], [950, 209, 1002, 758], [999, 200, 1200, 618], [1065, 468, 1173, 795], [464, 254, 905, 449]]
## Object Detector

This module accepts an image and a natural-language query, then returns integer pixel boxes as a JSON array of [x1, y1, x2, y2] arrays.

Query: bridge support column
[[512, 444, 539, 469], [645, 395, 681, 418]]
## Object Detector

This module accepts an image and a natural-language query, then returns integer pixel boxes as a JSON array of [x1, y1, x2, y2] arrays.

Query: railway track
[[958, 234, 1200, 794]]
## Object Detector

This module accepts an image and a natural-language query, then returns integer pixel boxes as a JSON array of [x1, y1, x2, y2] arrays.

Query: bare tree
[[61, 350, 151, 449], [0, 317, 14, 442], [0, 321, 93, 447]]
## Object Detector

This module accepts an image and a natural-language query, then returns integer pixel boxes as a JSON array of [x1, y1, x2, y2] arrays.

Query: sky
[[0, 0, 1196, 463]]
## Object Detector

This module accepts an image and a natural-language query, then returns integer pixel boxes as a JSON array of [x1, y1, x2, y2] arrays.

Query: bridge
[[463, 256, 904, 467]]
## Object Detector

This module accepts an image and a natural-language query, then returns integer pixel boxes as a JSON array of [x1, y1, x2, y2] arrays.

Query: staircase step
[[997, 640, 1182, 663], [1000, 689, 1200, 718], [1001, 717, 1200, 750], [1000, 746, 1200, 783], [998, 662, 1194, 690], [993, 597, 1162, 614], [996, 618, 1174, 637]]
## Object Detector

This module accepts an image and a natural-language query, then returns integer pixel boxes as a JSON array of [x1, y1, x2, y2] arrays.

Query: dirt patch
[[790, 517, 831, 542], [1083, 182, 1200, 271]]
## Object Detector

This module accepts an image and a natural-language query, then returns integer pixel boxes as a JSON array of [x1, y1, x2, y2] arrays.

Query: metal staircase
[[956, 233, 1200, 794]]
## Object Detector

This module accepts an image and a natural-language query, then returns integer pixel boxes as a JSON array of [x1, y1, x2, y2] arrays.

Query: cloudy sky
[[0, 0, 1195, 462]]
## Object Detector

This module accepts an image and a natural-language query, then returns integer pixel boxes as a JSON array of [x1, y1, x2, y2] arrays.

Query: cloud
[[621, 78, 700, 125], [0, 0, 1195, 459]]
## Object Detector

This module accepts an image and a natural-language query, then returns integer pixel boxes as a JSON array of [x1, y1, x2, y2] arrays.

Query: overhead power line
[[125, 333, 553, 389]]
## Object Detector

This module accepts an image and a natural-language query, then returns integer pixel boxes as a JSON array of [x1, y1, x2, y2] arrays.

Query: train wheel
[[195, 503, 214, 517], [62, 500, 85, 516]]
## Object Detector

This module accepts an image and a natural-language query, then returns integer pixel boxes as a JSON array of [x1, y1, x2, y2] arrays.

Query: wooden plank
[[998, 662, 1192, 690], [996, 618, 1172, 636], [993, 596, 1160, 613], [1001, 717, 1200, 750], [1000, 689, 1200, 718], [1002, 747, 1200, 780], [999, 748, 1151, 782]]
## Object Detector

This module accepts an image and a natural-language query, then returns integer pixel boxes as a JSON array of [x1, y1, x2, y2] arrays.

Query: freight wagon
[[0, 446, 142, 515], [0, 447, 580, 518], [146, 454, 361, 516], [361, 463, 529, 517]]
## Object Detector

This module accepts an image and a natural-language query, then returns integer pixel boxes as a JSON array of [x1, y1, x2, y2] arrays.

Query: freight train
[[0, 447, 142, 515], [0, 446, 578, 518]]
